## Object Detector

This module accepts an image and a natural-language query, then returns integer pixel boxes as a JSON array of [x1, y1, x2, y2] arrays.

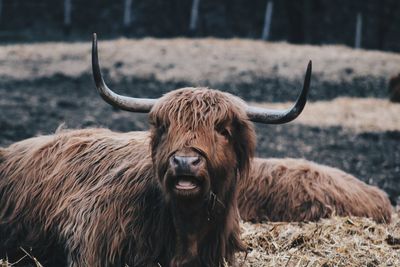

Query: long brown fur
[[240, 158, 392, 223], [0, 88, 255, 267]]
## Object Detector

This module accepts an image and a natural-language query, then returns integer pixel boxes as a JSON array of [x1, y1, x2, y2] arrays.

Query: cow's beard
[[155, 164, 242, 266]]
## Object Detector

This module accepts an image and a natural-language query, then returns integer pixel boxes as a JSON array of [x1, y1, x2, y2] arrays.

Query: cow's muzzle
[[167, 150, 207, 196]]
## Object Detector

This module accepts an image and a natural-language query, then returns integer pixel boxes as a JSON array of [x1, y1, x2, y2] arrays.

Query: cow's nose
[[169, 155, 203, 174]]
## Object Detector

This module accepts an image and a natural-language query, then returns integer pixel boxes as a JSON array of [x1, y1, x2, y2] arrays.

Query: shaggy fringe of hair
[[150, 87, 248, 131]]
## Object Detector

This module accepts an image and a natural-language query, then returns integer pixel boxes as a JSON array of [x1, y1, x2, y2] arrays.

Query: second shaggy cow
[[240, 158, 392, 223]]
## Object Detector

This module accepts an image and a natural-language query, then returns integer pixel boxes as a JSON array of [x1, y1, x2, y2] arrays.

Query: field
[[0, 38, 399, 266]]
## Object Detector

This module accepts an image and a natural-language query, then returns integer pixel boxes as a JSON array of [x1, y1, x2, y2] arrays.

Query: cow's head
[[91, 34, 311, 210], [148, 88, 255, 208]]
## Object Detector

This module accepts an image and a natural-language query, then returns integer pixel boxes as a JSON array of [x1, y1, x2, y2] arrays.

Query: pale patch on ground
[[253, 97, 400, 133], [0, 38, 399, 83], [237, 212, 400, 267]]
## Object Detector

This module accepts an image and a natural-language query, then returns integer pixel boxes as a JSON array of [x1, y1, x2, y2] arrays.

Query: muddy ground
[[0, 39, 399, 205]]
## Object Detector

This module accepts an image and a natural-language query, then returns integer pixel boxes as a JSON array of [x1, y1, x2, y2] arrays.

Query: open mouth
[[173, 176, 201, 192]]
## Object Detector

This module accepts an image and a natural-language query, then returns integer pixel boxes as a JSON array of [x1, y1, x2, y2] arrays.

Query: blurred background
[[0, 0, 399, 51], [0, 0, 399, 205]]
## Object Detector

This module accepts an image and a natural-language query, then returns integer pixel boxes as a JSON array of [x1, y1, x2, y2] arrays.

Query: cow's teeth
[[176, 180, 197, 190]]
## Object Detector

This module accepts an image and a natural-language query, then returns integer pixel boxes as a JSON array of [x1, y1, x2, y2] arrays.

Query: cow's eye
[[216, 127, 231, 139], [158, 125, 167, 135]]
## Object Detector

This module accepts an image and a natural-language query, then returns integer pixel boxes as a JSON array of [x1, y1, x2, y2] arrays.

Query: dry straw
[[237, 212, 400, 267], [1, 213, 399, 266]]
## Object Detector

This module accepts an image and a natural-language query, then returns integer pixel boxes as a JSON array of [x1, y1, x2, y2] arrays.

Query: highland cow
[[239, 158, 392, 223], [0, 34, 311, 266]]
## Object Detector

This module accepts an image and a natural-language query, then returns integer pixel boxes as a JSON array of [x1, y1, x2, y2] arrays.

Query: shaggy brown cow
[[239, 158, 392, 223], [0, 34, 311, 266], [389, 73, 400, 102]]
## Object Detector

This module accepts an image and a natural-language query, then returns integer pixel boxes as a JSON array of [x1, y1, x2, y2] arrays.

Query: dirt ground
[[0, 38, 399, 266]]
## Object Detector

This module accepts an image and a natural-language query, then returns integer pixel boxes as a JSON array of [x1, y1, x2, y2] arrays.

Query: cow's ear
[[231, 116, 256, 179]]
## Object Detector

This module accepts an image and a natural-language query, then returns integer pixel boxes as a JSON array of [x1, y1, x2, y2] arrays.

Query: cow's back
[[0, 129, 157, 266]]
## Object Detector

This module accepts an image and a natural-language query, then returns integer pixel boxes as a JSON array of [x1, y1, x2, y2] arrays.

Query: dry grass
[[237, 212, 400, 267], [0, 38, 399, 83], [2, 213, 399, 266], [253, 97, 400, 133]]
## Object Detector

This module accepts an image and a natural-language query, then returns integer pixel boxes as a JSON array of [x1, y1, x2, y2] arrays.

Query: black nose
[[171, 156, 201, 168], [169, 155, 203, 174]]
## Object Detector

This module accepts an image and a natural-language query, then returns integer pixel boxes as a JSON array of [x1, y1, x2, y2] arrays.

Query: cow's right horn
[[92, 33, 157, 113], [246, 61, 312, 124]]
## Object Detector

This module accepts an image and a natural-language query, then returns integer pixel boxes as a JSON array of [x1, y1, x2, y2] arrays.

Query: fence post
[[261, 1, 274, 40], [354, 12, 362, 49], [123, 0, 133, 32], [189, 0, 201, 34], [64, 0, 72, 35], [0, 0, 2, 22]]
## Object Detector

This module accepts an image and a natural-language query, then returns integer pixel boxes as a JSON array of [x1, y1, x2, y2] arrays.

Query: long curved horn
[[246, 61, 312, 124], [92, 33, 157, 112]]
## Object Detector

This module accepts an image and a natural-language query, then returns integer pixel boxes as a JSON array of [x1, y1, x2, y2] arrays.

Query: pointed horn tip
[[307, 60, 312, 72], [92, 33, 98, 46], [246, 60, 312, 124], [303, 60, 312, 85]]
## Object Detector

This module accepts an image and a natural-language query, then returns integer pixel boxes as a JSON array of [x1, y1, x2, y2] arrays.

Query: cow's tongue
[[175, 179, 197, 190]]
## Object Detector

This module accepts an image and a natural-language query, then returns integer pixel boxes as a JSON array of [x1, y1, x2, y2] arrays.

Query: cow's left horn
[[246, 61, 312, 124], [92, 33, 157, 112]]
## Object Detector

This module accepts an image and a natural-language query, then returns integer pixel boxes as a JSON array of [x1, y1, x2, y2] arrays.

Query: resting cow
[[0, 34, 311, 267], [240, 158, 392, 223]]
